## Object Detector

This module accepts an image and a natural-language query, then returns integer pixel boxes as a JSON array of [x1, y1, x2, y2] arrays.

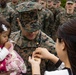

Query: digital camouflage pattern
[[10, 2, 56, 74], [15, 1, 42, 32], [55, 6, 65, 16], [7, 2, 20, 32], [0, 5, 15, 31], [55, 11, 76, 31], [38, 8, 54, 37], [7, 1, 19, 11], [10, 30, 56, 75], [56, 0, 65, 15], [52, 11, 76, 41], [47, 6, 57, 21]]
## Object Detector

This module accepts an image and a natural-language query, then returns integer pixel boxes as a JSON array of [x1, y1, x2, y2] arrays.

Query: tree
[[61, 0, 66, 7]]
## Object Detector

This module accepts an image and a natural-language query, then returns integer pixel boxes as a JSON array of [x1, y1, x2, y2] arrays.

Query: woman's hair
[[57, 18, 76, 75], [0, 16, 11, 36]]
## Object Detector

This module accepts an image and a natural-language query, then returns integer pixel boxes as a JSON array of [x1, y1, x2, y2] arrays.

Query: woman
[[28, 18, 76, 75]]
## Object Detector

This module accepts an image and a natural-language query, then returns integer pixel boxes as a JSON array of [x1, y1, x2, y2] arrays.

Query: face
[[11, 0, 18, 3], [47, 0, 53, 8], [21, 27, 39, 40], [0, 29, 10, 45], [57, 1, 61, 7], [55, 38, 67, 61], [39, 0, 46, 8], [53, 3, 57, 8], [66, 3, 75, 10]]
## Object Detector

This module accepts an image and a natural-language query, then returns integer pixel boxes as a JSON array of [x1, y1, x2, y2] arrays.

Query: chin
[[28, 37, 36, 40], [29, 38, 35, 40]]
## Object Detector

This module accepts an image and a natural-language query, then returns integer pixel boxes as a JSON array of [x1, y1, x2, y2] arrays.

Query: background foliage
[[61, 0, 66, 7]]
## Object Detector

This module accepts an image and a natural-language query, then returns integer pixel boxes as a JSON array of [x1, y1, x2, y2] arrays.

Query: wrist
[[32, 64, 40, 75], [32, 64, 40, 68], [49, 54, 59, 64]]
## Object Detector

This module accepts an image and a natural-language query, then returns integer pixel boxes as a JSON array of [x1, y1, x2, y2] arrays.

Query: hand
[[33, 47, 52, 59], [28, 56, 41, 66], [17, 18, 22, 29], [33, 47, 59, 64], [28, 56, 41, 75], [4, 41, 11, 49]]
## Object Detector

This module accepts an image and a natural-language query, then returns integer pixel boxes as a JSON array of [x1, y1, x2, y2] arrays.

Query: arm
[[33, 47, 59, 64], [28, 48, 58, 75], [34, 47, 65, 69], [41, 31, 56, 55], [28, 56, 41, 75], [29, 48, 65, 75], [0, 41, 11, 61], [0, 47, 9, 61]]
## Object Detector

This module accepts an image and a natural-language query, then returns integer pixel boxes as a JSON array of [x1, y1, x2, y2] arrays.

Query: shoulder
[[56, 11, 65, 18], [40, 31, 55, 45], [7, 4, 15, 13], [10, 31, 21, 43], [7, 2, 11, 6]]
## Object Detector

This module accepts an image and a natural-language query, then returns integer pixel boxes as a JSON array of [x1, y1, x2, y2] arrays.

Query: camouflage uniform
[[7, 2, 19, 11], [48, 6, 57, 21], [55, 11, 76, 30], [0, 4, 15, 31], [55, 0, 65, 15], [10, 2, 56, 75], [38, 8, 54, 37], [52, 11, 76, 41], [55, 6, 65, 16], [7, 1, 21, 32]]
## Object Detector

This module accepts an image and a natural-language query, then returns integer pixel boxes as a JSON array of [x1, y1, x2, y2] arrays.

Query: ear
[[61, 39, 65, 51]]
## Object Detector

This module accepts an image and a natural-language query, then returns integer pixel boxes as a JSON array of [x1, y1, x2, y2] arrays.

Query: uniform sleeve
[[55, 59, 65, 70], [41, 31, 57, 71], [41, 31, 56, 54], [0, 47, 9, 61]]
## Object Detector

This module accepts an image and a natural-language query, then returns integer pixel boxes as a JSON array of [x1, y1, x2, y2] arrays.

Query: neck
[[67, 9, 74, 14], [12, 2, 18, 5], [64, 57, 71, 69]]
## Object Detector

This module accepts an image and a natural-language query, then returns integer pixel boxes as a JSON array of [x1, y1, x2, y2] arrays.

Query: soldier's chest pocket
[[21, 47, 36, 56]]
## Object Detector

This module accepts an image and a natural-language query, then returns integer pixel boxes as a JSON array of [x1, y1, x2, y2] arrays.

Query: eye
[[3, 36, 7, 38], [3, 35, 8, 38]]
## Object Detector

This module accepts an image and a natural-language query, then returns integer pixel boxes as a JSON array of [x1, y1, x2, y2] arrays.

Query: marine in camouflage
[[10, 30, 56, 75], [10, 1, 57, 75], [0, 2, 15, 32], [38, 8, 54, 37]]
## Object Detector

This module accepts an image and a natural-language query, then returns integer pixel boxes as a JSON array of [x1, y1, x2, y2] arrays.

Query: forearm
[[48, 54, 65, 69], [48, 53, 59, 64], [32, 65, 40, 75]]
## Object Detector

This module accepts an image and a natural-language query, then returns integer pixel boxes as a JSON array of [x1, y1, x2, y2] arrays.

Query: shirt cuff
[[55, 59, 62, 68], [0, 47, 9, 61]]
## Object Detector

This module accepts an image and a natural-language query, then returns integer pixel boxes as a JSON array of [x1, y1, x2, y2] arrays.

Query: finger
[[17, 18, 20, 23], [34, 54, 42, 58], [33, 50, 41, 55], [17, 18, 22, 27], [28, 56, 32, 61]]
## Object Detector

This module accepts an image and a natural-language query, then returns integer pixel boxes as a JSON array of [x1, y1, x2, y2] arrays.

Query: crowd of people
[[0, 0, 76, 75]]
